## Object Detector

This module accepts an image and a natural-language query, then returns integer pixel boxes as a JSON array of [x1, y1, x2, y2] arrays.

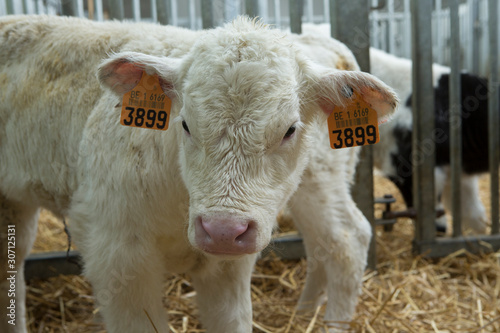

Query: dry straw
[[27, 175, 500, 332]]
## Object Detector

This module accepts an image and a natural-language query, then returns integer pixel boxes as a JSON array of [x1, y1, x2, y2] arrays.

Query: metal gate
[[1, 0, 499, 276]]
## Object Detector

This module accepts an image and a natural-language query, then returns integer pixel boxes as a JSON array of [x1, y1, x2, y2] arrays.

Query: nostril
[[233, 223, 249, 240], [235, 221, 254, 242]]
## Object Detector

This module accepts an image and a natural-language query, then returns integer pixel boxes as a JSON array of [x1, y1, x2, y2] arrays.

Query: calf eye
[[182, 120, 190, 134], [283, 125, 296, 139]]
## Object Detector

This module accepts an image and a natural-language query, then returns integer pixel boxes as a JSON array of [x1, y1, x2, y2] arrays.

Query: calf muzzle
[[194, 213, 258, 255]]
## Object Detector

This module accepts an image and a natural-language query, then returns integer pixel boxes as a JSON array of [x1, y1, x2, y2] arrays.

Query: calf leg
[[0, 195, 39, 333], [190, 254, 256, 333], [75, 227, 169, 333], [442, 174, 488, 234], [434, 167, 448, 233], [289, 172, 371, 330]]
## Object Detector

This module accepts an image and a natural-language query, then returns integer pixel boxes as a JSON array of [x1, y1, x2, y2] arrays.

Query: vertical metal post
[[95, 0, 103, 21], [449, 0, 462, 237], [331, 0, 375, 269], [246, 0, 259, 18], [156, 0, 169, 25], [471, 0, 480, 74], [329, 0, 336, 38], [273, 0, 281, 27], [411, 0, 436, 247], [435, 0, 443, 65], [108, 0, 124, 20], [150, 0, 157, 22], [189, 0, 197, 29], [488, 0, 499, 234], [6, 0, 14, 14], [387, 0, 395, 54], [258, 0, 268, 20], [323, 0, 329, 23], [170, 0, 178, 26], [404, 0, 411, 58], [226, 0, 241, 22], [201, 0, 214, 29], [132, 0, 141, 21], [61, 0, 77, 16], [305, 0, 313, 23], [289, 0, 302, 34]]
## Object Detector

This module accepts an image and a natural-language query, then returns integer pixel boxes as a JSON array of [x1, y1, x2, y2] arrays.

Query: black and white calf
[[370, 48, 490, 233]]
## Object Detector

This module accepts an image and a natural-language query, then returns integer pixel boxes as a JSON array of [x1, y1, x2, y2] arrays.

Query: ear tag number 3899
[[120, 72, 172, 131], [327, 91, 380, 149]]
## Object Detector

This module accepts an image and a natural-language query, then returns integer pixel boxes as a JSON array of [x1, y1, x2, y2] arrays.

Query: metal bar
[[201, 0, 214, 29], [329, 0, 336, 38], [24, 234, 307, 281], [471, 0, 480, 74], [263, 233, 306, 259], [156, 0, 169, 25], [411, 0, 436, 250], [22, 0, 32, 14], [488, 0, 499, 234], [95, 0, 103, 21], [225, 0, 240, 22], [75, 0, 84, 17], [331, 0, 375, 269], [289, 0, 302, 34], [189, 0, 196, 29], [170, 0, 177, 26], [416, 235, 500, 258], [132, 0, 141, 21], [25, 232, 500, 280], [274, 0, 281, 26], [25, 251, 82, 281], [305, 0, 313, 23], [435, 0, 443, 64], [404, 0, 411, 58], [387, 0, 394, 54], [150, 0, 157, 22], [259, 0, 267, 21], [6, 0, 13, 14], [449, 0, 462, 237], [61, 0, 77, 16], [246, 0, 259, 18], [108, 0, 124, 20], [323, 0, 329, 23], [370, 0, 380, 50]]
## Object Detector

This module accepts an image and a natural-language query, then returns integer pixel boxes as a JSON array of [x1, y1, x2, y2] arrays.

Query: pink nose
[[194, 214, 257, 255]]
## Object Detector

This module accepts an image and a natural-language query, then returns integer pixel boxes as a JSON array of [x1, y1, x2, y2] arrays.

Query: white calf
[[0, 15, 397, 332]]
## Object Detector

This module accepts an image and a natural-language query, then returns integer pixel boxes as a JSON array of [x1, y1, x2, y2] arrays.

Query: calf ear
[[97, 52, 180, 97], [315, 70, 399, 124]]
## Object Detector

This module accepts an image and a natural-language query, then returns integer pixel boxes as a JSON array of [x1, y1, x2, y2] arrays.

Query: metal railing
[[411, 0, 500, 257], [1, 0, 499, 273]]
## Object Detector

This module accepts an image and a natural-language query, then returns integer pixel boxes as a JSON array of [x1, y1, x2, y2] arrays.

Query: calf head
[[99, 17, 398, 257]]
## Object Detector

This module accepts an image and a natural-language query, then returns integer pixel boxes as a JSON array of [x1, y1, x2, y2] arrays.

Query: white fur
[[0, 16, 397, 333]]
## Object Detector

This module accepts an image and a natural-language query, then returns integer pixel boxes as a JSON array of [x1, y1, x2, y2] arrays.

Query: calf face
[[99, 18, 398, 257]]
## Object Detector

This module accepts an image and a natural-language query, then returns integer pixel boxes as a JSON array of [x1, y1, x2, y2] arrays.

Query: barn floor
[[26, 174, 500, 332]]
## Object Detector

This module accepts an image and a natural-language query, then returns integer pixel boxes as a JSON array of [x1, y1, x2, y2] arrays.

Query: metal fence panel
[[1, 0, 499, 264]]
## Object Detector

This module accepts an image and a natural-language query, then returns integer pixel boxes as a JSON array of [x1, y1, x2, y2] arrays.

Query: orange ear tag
[[327, 91, 380, 149], [120, 72, 172, 131]]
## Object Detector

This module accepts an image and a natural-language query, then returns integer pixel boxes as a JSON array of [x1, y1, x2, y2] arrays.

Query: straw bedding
[[26, 174, 500, 332]]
